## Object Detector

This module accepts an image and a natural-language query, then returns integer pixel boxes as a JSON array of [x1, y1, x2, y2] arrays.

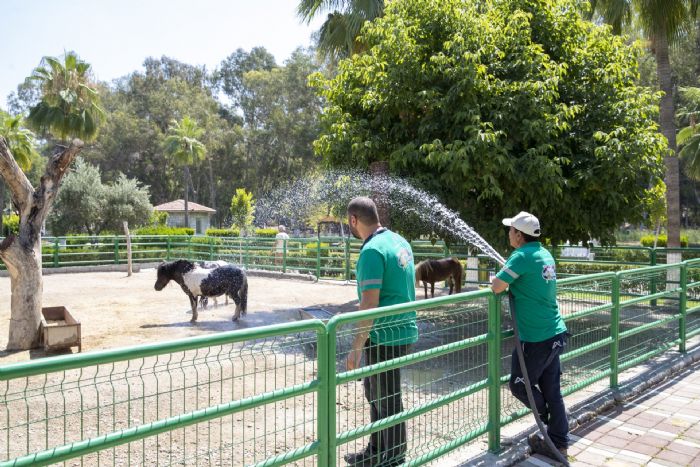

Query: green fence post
[[316, 327, 329, 467], [487, 292, 502, 452], [679, 262, 688, 353], [316, 240, 321, 279], [166, 237, 171, 260], [282, 240, 287, 274], [326, 322, 338, 467], [610, 273, 621, 388], [650, 248, 657, 306], [209, 237, 214, 260], [53, 237, 59, 268], [344, 238, 351, 281], [187, 236, 192, 260], [243, 237, 249, 269], [114, 237, 119, 264]]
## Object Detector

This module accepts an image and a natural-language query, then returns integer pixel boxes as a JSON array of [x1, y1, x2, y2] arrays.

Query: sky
[[0, 0, 326, 109]]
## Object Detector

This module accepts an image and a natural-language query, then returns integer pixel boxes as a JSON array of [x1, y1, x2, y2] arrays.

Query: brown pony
[[415, 257, 463, 299]]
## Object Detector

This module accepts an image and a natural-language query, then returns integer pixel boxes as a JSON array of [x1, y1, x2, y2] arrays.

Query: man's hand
[[346, 346, 363, 371], [491, 277, 509, 294]]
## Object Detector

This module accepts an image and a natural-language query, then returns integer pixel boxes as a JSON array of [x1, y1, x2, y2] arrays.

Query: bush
[[134, 226, 194, 236], [255, 228, 278, 238], [640, 235, 689, 247], [2, 214, 19, 236], [206, 228, 240, 237]]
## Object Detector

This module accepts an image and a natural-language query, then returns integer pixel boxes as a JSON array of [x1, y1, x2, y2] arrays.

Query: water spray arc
[[257, 171, 567, 465]]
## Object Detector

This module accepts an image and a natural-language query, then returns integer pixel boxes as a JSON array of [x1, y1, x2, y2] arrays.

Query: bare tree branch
[[0, 137, 34, 213]]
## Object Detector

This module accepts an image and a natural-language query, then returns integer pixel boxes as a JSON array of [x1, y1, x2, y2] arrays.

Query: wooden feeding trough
[[41, 306, 82, 352]]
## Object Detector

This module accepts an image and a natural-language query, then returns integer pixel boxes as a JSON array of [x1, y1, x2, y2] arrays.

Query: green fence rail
[[5, 235, 699, 290], [2, 258, 700, 465]]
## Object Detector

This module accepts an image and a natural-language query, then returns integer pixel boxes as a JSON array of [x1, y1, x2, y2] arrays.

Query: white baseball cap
[[502, 211, 541, 237]]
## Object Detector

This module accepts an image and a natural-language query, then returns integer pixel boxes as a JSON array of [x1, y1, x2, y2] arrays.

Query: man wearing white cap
[[491, 211, 569, 459]]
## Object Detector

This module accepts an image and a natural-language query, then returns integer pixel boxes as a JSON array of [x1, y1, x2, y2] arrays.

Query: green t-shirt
[[356, 229, 418, 346], [496, 242, 567, 343]]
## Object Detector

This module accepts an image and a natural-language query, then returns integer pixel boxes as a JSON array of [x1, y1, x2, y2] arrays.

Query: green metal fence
[[2, 259, 700, 465], [10, 235, 698, 289]]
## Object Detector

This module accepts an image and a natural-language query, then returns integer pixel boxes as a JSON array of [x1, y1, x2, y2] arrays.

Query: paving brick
[[666, 440, 700, 456], [654, 448, 695, 465], [621, 440, 661, 457]]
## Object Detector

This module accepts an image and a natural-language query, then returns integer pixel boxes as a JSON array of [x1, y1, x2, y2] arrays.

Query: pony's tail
[[455, 261, 463, 294], [240, 275, 248, 314]]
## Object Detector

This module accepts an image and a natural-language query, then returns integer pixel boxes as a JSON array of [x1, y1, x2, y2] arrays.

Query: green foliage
[[133, 226, 194, 236], [48, 158, 153, 235], [149, 210, 169, 226], [0, 111, 38, 171], [230, 188, 255, 232], [254, 227, 278, 237], [643, 180, 667, 229], [640, 234, 689, 247], [163, 116, 207, 166], [311, 0, 667, 247], [26, 51, 104, 141], [206, 228, 241, 237], [2, 214, 19, 236]]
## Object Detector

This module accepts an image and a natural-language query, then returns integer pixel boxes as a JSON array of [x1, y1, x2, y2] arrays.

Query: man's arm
[[491, 277, 509, 294], [346, 288, 380, 371]]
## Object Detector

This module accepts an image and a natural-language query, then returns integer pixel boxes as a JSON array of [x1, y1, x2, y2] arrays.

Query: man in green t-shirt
[[344, 197, 418, 467], [491, 211, 569, 459]]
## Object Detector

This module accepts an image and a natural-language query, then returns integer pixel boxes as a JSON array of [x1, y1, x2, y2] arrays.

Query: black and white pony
[[197, 260, 230, 307], [154, 259, 248, 322]]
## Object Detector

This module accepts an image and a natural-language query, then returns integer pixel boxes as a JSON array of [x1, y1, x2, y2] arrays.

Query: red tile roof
[[153, 200, 216, 213]]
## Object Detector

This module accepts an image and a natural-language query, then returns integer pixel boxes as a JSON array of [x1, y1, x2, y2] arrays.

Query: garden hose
[[508, 291, 570, 466]]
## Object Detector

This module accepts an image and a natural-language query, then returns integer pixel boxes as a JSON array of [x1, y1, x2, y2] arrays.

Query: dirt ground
[[0, 268, 359, 364]]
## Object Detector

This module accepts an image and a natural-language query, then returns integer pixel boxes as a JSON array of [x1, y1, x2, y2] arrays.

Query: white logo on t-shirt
[[397, 248, 412, 270], [542, 264, 556, 281]]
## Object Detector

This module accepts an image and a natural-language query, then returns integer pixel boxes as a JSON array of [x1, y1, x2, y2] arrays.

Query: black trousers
[[363, 339, 410, 463], [509, 332, 569, 449]]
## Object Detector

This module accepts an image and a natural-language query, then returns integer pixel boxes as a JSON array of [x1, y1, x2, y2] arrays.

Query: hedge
[[640, 235, 689, 247], [206, 228, 240, 237]]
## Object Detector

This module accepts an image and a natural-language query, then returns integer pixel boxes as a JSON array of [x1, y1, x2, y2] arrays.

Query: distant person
[[491, 211, 569, 460], [274, 225, 290, 266], [344, 197, 417, 467]]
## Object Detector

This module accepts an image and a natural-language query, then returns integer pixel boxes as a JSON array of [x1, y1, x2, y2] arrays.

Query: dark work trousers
[[509, 332, 569, 449], [363, 339, 410, 464]]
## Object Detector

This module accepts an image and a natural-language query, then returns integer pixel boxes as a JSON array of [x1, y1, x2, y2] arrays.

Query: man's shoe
[[528, 433, 567, 460], [344, 448, 380, 466]]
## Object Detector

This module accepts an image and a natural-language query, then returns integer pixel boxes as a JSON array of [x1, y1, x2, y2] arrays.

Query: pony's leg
[[448, 277, 454, 295], [189, 294, 199, 322], [423, 282, 428, 300], [430, 282, 435, 298], [231, 291, 242, 321]]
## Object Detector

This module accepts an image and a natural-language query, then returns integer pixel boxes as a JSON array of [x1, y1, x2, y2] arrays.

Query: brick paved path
[[517, 359, 700, 467]]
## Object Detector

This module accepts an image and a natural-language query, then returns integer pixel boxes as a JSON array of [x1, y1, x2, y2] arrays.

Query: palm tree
[[0, 112, 37, 235], [163, 117, 207, 229], [298, 0, 384, 59], [589, 0, 699, 249], [26, 51, 104, 142]]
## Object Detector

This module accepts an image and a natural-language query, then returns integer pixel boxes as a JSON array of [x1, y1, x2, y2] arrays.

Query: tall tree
[[298, 0, 385, 59], [25, 52, 104, 142], [216, 47, 276, 111], [312, 0, 667, 245], [163, 117, 207, 229], [589, 0, 699, 249], [0, 51, 100, 349]]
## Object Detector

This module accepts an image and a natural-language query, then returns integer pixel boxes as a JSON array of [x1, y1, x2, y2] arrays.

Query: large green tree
[[312, 0, 667, 246], [589, 0, 699, 248], [163, 116, 207, 229], [48, 158, 153, 235], [298, 0, 385, 59], [26, 52, 104, 142]]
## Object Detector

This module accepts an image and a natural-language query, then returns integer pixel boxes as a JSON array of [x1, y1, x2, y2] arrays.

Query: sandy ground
[[0, 268, 359, 364]]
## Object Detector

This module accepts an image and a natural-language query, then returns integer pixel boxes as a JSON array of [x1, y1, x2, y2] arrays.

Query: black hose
[[508, 291, 570, 466]]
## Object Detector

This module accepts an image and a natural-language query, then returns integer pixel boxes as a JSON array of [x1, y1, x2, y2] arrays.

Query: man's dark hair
[[347, 197, 380, 224], [517, 229, 539, 243]]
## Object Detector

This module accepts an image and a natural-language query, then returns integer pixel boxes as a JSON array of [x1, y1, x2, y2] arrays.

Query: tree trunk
[[2, 237, 43, 349], [0, 180, 4, 236], [183, 166, 190, 229], [369, 160, 391, 229], [655, 31, 681, 249], [0, 138, 84, 349], [207, 156, 216, 225]]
